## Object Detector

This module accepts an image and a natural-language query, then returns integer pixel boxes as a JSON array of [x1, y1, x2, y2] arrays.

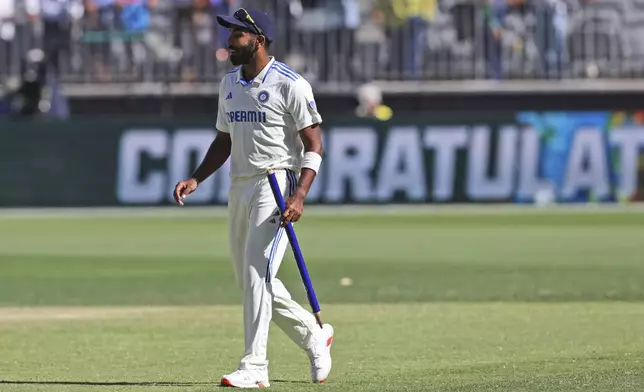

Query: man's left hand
[[281, 192, 305, 226]]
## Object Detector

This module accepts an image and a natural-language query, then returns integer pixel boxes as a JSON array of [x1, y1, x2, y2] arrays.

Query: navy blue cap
[[216, 9, 275, 43]]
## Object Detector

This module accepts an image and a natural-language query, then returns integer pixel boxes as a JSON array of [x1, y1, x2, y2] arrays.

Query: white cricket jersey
[[216, 57, 323, 179]]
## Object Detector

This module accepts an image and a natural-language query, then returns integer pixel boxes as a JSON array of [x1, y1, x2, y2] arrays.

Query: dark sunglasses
[[234, 8, 264, 38]]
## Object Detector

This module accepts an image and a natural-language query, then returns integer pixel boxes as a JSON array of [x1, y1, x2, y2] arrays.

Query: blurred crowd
[[3, 0, 644, 83], [1, 0, 644, 119]]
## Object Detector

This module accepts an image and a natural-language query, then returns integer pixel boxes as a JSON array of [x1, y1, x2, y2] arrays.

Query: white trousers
[[227, 169, 319, 370]]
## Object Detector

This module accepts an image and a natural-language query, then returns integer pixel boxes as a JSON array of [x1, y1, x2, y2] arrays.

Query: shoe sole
[[220, 377, 268, 388]]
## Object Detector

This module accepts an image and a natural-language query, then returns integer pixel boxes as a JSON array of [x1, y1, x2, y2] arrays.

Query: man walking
[[173, 8, 333, 389]]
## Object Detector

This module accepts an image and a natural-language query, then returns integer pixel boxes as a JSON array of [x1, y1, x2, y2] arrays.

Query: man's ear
[[257, 35, 266, 49]]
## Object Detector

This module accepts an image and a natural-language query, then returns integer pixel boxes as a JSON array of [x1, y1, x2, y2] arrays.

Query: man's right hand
[[173, 178, 199, 206]]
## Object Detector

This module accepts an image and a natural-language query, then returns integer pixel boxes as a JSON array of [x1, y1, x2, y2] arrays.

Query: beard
[[229, 40, 256, 66]]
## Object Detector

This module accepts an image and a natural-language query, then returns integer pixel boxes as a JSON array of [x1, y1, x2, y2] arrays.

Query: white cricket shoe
[[306, 323, 334, 383], [220, 369, 270, 389]]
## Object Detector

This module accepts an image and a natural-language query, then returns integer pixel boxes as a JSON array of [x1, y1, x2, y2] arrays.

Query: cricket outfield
[[0, 205, 643, 391]]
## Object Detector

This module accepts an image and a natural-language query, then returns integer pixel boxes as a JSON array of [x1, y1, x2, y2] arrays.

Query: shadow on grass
[[0, 380, 213, 387], [271, 379, 312, 384], [212, 380, 312, 388], [1, 380, 311, 387]]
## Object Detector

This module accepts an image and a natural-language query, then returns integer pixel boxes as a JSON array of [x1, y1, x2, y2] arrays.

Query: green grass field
[[1, 206, 643, 391]]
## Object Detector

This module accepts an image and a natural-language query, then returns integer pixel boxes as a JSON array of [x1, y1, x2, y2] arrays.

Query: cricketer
[[172, 8, 334, 389]]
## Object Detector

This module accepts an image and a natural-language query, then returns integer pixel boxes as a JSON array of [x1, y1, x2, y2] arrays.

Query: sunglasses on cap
[[233, 8, 265, 38]]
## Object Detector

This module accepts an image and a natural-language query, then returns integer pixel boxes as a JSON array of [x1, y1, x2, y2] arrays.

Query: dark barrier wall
[[67, 91, 644, 117], [2, 111, 644, 207]]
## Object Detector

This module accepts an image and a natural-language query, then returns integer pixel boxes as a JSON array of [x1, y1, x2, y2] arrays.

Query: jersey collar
[[236, 57, 276, 87]]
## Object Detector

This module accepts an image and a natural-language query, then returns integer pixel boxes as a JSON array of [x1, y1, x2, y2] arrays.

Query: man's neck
[[241, 53, 270, 82]]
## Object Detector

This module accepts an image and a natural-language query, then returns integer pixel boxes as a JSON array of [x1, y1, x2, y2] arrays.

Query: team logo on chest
[[257, 90, 270, 104]]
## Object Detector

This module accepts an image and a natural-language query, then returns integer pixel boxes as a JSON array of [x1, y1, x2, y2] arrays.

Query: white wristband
[[302, 151, 322, 174]]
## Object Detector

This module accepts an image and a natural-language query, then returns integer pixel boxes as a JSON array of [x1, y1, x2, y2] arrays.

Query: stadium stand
[[1, 0, 644, 94]]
